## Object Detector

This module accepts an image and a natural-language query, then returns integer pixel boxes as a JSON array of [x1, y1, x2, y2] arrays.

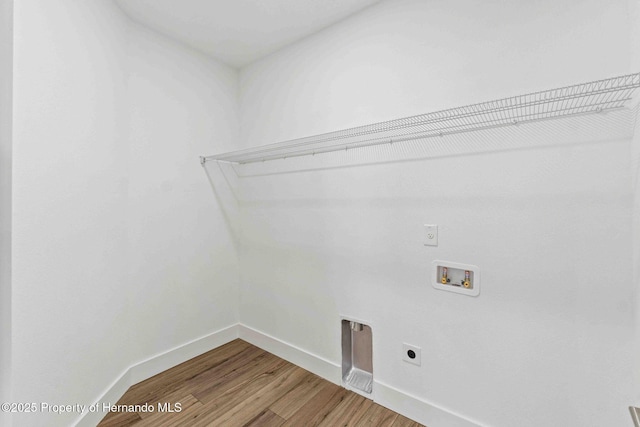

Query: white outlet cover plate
[[424, 224, 438, 246], [402, 343, 421, 366]]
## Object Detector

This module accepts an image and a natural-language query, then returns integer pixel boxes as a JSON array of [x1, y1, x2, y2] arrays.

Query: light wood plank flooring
[[97, 339, 424, 427]]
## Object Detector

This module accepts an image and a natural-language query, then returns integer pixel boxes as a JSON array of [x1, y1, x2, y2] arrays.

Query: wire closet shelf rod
[[201, 72, 640, 165]]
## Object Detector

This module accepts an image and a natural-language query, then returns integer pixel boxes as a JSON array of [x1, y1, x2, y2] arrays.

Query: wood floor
[[97, 339, 424, 427]]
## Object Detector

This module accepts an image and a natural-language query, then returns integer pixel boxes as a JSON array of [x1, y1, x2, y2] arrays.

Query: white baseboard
[[238, 324, 480, 427], [75, 369, 132, 427], [74, 324, 239, 427], [375, 381, 485, 427], [238, 324, 341, 385], [75, 323, 482, 427], [129, 324, 239, 385]]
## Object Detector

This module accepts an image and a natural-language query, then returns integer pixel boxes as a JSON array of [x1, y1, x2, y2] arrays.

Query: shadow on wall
[[201, 161, 241, 250]]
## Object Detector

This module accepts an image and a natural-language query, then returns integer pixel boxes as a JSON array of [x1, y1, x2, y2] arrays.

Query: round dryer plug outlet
[[402, 343, 421, 366]]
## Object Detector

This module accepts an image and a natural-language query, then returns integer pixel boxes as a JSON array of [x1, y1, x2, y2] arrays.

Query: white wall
[[11, 2, 240, 426], [237, 0, 635, 426], [633, 112, 640, 409], [240, 0, 630, 149], [0, 0, 12, 425], [125, 22, 240, 366], [12, 1, 130, 425], [631, 0, 640, 409]]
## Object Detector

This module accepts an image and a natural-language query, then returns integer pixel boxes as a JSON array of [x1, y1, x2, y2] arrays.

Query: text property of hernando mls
[[1, 402, 182, 415]]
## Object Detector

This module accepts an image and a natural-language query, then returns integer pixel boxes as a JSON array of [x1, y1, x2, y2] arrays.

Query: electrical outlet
[[402, 343, 421, 366], [424, 224, 438, 246]]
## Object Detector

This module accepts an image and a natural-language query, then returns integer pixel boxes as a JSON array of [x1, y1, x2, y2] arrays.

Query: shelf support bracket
[[630, 407, 640, 427]]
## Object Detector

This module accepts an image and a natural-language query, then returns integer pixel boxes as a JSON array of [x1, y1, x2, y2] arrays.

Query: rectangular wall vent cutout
[[341, 318, 373, 398]]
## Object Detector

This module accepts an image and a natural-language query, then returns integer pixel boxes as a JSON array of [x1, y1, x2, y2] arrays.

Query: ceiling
[[115, 0, 380, 68]]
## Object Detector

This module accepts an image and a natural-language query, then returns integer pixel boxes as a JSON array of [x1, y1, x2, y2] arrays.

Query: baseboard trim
[[74, 324, 239, 427], [239, 324, 484, 427], [375, 381, 485, 427], [75, 369, 132, 427], [129, 324, 239, 385], [238, 324, 341, 385], [237, 324, 479, 427], [75, 323, 482, 427]]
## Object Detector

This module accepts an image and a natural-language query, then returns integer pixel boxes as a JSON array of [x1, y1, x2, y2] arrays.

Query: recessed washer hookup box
[[432, 260, 480, 297]]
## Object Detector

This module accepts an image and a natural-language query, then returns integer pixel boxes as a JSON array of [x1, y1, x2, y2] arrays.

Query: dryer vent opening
[[341, 319, 372, 396]]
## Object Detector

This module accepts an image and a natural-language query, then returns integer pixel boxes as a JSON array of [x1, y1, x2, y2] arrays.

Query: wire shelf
[[201, 72, 640, 165]]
